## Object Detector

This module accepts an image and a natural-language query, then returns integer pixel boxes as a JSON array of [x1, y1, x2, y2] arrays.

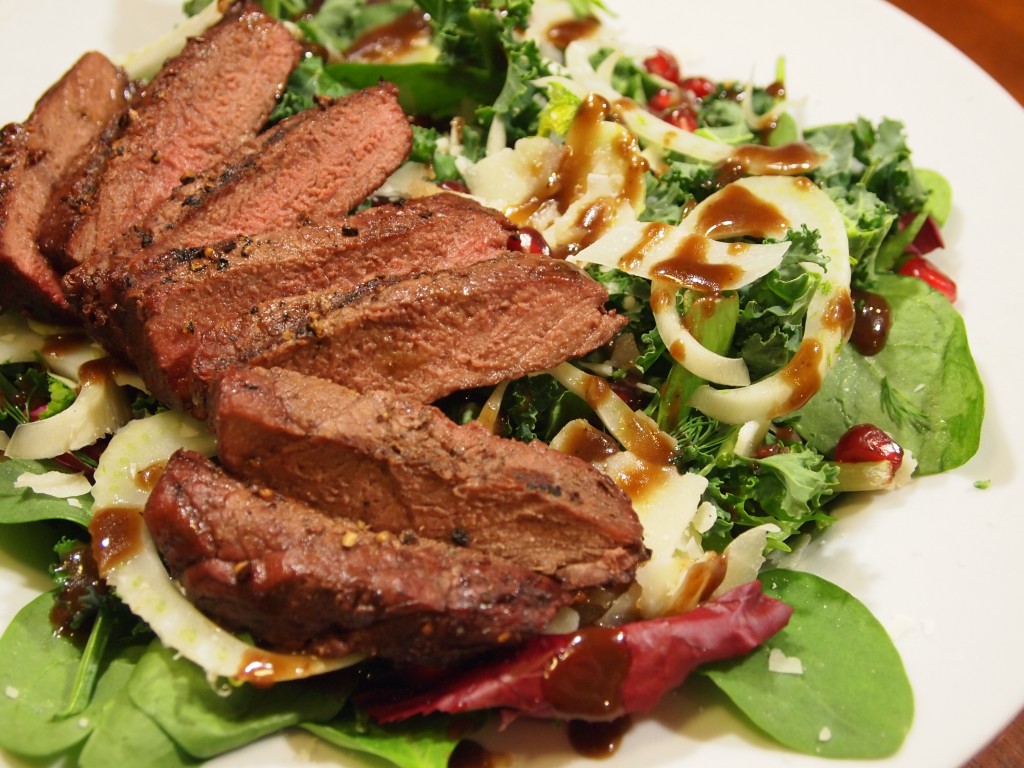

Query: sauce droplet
[[90, 507, 145, 576], [541, 628, 631, 717], [849, 289, 891, 356], [567, 716, 633, 759]]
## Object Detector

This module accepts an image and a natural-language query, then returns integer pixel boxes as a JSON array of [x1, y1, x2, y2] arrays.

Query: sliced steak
[[118, 193, 515, 414], [145, 449, 569, 663], [0, 52, 129, 323], [241, 254, 627, 404], [210, 366, 646, 591], [53, 1, 301, 271], [64, 83, 413, 355]]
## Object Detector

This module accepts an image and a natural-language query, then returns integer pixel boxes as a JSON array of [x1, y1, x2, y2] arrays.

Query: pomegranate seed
[[680, 76, 716, 100], [664, 107, 698, 132], [648, 87, 682, 113], [898, 255, 957, 302], [643, 48, 682, 85], [833, 424, 903, 470], [507, 227, 552, 257]]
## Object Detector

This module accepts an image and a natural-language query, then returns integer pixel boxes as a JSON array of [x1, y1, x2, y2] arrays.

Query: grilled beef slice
[[210, 366, 646, 591], [0, 52, 129, 323], [118, 193, 515, 414], [52, 1, 301, 272], [64, 83, 413, 356], [238, 254, 627, 404], [145, 449, 570, 663]]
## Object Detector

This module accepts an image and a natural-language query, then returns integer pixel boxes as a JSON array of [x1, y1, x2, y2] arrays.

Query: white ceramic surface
[[1, 1, 1022, 766]]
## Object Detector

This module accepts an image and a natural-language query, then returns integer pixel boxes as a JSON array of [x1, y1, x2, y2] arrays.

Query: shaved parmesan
[[5, 363, 130, 460], [14, 470, 91, 499]]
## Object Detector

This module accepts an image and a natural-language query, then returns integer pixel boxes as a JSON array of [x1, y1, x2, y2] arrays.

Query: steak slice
[[210, 366, 646, 591], [240, 254, 627, 404], [53, 1, 301, 271], [145, 449, 569, 663], [119, 193, 515, 414], [0, 52, 129, 323], [64, 83, 413, 356]]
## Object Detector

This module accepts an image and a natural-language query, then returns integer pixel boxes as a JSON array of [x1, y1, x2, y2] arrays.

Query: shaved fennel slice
[[5, 364, 130, 459], [688, 176, 854, 423], [92, 410, 216, 509], [548, 362, 676, 464], [570, 218, 789, 287], [97, 508, 360, 683], [0, 310, 46, 363], [41, 338, 107, 383]]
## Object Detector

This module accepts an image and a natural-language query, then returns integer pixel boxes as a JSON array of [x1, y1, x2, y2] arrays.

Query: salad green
[[0, 0, 985, 765]]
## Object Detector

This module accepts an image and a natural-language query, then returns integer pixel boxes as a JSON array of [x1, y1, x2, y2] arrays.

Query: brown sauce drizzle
[[77, 357, 118, 386], [541, 628, 631, 717], [849, 289, 891, 356], [716, 142, 827, 187], [772, 339, 823, 417], [557, 422, 620, 464], [695, 183, 789, 240], [822, 287, 855, 337], [617, 222, 668, 273], [90, 506, 145, 576], [581, 376, 676, 465], [342, 10, 430, 62], [648, 233, 742, 294], [567, 716, 633, 759], [41, 332, 93, 360], [546, 17, 600, 50], [448, 739, 505, 768], [134, 461, 167, 493], [50, 541, 108, 639]]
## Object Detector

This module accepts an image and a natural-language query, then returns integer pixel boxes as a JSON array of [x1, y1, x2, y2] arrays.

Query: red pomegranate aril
[[833, 424, 903, 470], [507, 227, 552, 257], [665, 107, 698, 132], [648, 87, 682, 113], [643, 48, 682, 85], [680, 76, 716, 100], [898, 256, 957, 302]]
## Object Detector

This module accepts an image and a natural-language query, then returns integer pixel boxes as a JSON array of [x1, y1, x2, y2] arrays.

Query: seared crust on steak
[[105, 193, 513, 413], [239, 254, 627, 405], [53, 1, 302, 272], [210, 366, 647, 591], [145, 449, 571, 663], [64, 83, 412, 356], [0, 52, 129, 323]]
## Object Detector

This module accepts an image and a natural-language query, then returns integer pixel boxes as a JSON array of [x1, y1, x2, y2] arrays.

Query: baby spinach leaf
[[0, 458, 92, 527], [792, 273, 983, 474], [0, 592, 144, 759], [79, 686, 198, 768], [302, 711, 459, 768], [128, 641, 354, 759], [702, 569, 913, 758]]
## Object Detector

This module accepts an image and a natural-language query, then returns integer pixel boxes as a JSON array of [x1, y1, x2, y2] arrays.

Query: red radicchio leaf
[[900, 212, 945, 256], [361, 580, 792, 724]]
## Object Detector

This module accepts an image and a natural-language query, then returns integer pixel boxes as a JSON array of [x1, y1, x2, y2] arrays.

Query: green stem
[[59, 607, 112, 719]]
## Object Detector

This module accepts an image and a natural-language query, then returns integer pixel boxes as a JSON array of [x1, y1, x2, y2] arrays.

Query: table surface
[[879, 2, 1023, 766]]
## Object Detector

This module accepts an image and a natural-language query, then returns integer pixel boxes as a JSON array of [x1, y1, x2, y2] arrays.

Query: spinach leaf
[[792, 273, 983, 474], [302, 711, 459, 768], [79, 685, 198, 768], [0, 592, 145, 759], [702, 568, 913, 758], [128, 641, 353, 759], [0, 458, 92, 526]]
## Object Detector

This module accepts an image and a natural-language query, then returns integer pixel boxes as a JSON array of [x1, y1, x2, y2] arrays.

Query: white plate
[[1, 1, 1022, 767]]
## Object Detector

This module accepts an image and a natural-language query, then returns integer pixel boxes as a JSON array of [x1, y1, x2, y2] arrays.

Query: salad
[[0, 0, 989, 767]]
